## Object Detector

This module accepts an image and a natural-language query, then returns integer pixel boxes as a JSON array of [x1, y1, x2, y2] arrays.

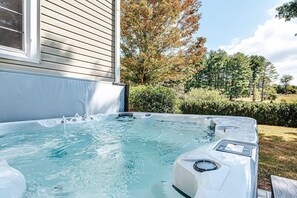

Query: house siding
[[0, 0, 116, 82]]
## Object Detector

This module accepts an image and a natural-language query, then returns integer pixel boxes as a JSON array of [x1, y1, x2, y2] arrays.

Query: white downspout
[[114, 0, 121, 83]]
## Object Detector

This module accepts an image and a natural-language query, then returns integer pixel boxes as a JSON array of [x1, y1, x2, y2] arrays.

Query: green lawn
[[258, 125, 297, 190], [275, 94, 297, 103], [235, 94, 297, 103]]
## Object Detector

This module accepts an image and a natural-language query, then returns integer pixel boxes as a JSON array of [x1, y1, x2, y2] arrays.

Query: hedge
[[129, 85, 176, 113], [180, 100, 297, 127]]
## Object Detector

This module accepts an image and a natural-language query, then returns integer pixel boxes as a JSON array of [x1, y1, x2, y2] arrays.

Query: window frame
[[0, 0, 40, 63]]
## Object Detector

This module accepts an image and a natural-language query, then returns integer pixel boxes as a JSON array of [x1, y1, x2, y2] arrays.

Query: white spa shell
[[0, 160, 26, 198], [172, 116, 258, 198]]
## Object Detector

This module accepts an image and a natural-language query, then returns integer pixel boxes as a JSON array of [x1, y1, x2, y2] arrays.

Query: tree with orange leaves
[[121, 0, 206, 85]]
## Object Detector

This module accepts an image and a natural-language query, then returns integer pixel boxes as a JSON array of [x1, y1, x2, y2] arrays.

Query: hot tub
[[0, 113, 258, 198]]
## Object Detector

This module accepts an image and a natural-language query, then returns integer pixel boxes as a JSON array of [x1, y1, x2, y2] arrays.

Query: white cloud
[[220, 13, 297, 85]]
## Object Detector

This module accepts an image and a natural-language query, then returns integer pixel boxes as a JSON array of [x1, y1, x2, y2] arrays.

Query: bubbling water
[[0, 116, 216, 197]]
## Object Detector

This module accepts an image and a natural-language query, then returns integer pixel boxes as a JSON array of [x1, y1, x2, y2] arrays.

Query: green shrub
[[180, 100, 297, 127], [266, 85, 278, 101], [129, 85, 176, 113]]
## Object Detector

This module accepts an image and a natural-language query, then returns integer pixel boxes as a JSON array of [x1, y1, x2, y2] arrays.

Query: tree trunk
[[261, 80, 264, 102], [141, 73, 145, 85], [252, 83, 256, 102]]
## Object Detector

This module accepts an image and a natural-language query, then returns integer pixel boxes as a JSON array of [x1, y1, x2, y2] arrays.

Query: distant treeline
[[186, 50, 295, 101]]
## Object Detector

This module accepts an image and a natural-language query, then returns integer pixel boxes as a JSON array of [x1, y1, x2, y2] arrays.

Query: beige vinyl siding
[[85, 0, 115, 16], [0, 0, 115, 82]]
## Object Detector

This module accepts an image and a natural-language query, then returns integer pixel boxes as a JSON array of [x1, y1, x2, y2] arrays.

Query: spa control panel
[[214, 139, 256, 157]]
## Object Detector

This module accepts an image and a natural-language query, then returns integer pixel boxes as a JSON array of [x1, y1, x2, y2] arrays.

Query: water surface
[[0, 116, 216, 197]]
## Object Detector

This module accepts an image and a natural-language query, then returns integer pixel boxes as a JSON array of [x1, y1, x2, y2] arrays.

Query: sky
[[199, 0, 297, 85]]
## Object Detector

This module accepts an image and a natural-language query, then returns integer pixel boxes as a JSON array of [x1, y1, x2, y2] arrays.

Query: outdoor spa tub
[[0, 113, 258, 198]]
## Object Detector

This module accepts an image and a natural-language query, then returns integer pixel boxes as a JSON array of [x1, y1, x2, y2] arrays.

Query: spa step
[[271, 175, 297, 198], [258, 189, 271, 198]]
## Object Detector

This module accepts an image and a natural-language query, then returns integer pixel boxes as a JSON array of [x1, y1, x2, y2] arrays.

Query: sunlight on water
[[0, 116, 216, 197]]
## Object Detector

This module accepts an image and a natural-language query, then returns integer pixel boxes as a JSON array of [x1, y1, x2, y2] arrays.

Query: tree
[[280, 74, 294, 93], [258, 61, 279, 101], [204, 49, 229, 90], [276, 0, 297, 36], [280, 74, 294, 86], [249, 55, 266, 101], [276, 0, 297, 21], [186, 51, 279, 101], [185, 49, 229, 91], [225, 53, 251, 101], [121, 0, 206, 85], [185, 55, 207, 91]]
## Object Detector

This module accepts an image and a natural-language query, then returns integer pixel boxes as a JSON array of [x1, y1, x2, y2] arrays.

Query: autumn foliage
[[121, 0, 206, 85]]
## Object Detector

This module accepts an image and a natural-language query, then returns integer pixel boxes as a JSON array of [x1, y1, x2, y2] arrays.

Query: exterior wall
[[0, 0, 116, 82], [0, 0, 123, 122], [0, 71, 125, 123]]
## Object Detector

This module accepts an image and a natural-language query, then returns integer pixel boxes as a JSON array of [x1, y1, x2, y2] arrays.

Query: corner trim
[[114, 0, 121, 83]]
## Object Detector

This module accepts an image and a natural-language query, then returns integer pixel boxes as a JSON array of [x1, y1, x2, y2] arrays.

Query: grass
[[235, 94, 297, 103], [275, 94, 297, 103], [258, 125, 297, 190]]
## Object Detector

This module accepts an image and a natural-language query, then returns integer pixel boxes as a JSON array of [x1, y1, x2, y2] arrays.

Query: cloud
[[220, 15, 297, 85]]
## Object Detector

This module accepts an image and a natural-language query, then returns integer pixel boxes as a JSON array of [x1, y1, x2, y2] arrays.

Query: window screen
[[0, 0, 23, 50]]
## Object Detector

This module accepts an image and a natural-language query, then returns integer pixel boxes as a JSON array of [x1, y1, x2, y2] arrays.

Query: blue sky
[[199, 0, 297, 85]]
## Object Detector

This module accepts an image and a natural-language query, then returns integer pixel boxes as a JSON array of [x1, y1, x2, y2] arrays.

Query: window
[[0, 0, 39, 63]]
